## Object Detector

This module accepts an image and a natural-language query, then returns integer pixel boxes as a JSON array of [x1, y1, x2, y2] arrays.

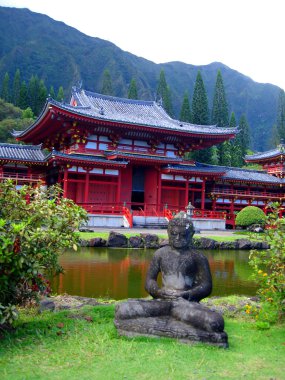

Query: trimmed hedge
[[235, 206, 266, 227]]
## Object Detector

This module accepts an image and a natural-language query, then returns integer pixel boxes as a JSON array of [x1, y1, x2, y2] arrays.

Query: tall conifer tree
[[56, 86, 64, 102], [12, 69, 21, 106], [276, 89, 285, 142], [192, 71, 209, 125], [101, 69, 113, 96], [156, 69, 173, 117], [211, 70, 229, 127], [211, 70, 230, 165], [192, 71, 211, 163], [128, 79, 138, 99], [179, 91, 192, 122], [28, 75, 40, 114], [1, 72, 10, 102], [19, 80, 28, 110], [49, 85, 56, 99], [37, 80, 48, 114]]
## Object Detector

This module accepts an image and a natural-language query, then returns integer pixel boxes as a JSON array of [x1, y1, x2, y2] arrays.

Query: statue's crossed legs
[[116, 298, 224, 333]]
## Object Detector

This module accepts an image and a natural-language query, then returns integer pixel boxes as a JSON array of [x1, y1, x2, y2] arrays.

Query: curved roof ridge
[[0, 142, 43, 150], [196, 161, 266, 173], [76, 88, 156, 106]]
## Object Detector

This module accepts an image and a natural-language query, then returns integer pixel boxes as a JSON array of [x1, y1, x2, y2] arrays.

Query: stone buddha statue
[[114, 213, 228, 347]]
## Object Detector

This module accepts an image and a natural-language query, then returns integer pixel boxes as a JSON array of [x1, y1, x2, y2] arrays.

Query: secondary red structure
[[0, 87, 283, 228]]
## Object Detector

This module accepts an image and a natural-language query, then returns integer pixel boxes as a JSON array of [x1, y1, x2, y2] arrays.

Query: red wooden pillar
[[201, 179, 206, 210], [63, 166, 68, 198], [116, 169, 122, 204], [185, 177, 189, 206], [157, 170, 161, 211], [0, 165, 3, 179], [27, 166, 32, 179], [84, 170, 90, 204]]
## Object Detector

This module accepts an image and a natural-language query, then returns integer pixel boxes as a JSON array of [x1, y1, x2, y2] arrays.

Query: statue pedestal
[[114, 300, 228, 348]]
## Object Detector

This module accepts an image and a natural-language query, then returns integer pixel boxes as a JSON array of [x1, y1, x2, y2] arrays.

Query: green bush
[[0, 181, 87, 325], [235, 206, 266, 227], [249, 203, 285, 324]]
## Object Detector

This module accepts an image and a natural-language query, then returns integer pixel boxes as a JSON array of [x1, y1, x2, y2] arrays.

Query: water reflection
[[51, 248, 258, 300]]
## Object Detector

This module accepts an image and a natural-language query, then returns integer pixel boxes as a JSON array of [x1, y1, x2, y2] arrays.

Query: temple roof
[[69, 88, 237, 135], [164, 163, 225, 176], [50, 150, 128, 166], [13, 88, 237, 140], [196, 162, 285, 184], [245, 143, 285, 162], [0, 143, 47, 163], [105, 150, 183, 163]]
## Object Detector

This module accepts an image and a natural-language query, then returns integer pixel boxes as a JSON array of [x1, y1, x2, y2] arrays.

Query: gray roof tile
[[0, 143, 47, 162]]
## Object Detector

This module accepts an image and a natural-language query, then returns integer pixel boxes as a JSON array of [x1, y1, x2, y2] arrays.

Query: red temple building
[[1, 87, 284, 228]]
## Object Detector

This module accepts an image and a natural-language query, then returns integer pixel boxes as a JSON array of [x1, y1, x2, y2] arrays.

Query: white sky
[[1, 0, 285, 90]]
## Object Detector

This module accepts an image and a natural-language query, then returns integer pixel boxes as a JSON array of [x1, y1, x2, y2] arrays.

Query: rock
[[40, 299, 56, 312], [91, 237, 106, 247], [129, 236, 144, 248], [107, 231, 128, 247], [236, 239, 252, 250], [141, 234, 159, 249], [192, 238, 219, 250], [79, 239, 90, 247], [218, 241, 239, 250], [247, 224, 264, 233]]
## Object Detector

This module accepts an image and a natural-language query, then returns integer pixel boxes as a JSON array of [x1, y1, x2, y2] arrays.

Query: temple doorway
[[131, 167, 145, 208]]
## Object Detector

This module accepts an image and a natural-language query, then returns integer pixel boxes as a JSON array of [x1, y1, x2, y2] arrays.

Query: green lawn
[[1, 303, 284, 380], [78, 231, 256, 242]]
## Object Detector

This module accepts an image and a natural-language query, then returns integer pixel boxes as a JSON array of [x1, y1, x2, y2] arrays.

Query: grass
[[78, 231, 255, 243], [1, 300, 284, 380]]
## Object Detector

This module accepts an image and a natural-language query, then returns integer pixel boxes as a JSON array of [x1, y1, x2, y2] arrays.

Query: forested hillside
[[0, 6, 282, 151]]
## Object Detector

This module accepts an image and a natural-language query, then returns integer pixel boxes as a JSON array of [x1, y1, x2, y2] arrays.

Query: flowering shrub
[[248, 203, 285, 328], [0, 181, 87, 326]]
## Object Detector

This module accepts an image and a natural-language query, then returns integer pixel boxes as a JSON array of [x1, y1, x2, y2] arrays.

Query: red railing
[[192, 209, 226, 220], [211, 187, 285, 199], [77, 202, 226, 222], [122, 206, 133, 228], [0, 173, 45, 183]]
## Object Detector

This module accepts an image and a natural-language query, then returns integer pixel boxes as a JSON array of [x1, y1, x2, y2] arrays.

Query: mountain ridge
[[0, 6, 281, 151]]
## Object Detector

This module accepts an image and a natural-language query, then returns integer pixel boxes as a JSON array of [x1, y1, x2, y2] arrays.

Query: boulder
[[107, 231, 128, 247], [141, 234, 159, 249], [129, 236, 144, 248], [196, 237, 218, 250], [236, 239, 252, 250]]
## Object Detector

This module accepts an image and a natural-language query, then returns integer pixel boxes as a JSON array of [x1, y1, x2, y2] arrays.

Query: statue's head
[[167, 212, 195, 250]]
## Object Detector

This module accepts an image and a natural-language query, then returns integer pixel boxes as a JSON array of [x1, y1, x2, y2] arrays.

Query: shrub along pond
[[51, 247, 258, 300]]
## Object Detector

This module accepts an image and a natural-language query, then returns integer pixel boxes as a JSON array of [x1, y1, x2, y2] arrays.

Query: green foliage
[[235, 206, 266, 227], [0, 181, 87, 325], [127, 78, 138, 99], [0, 99, 32, 143], [248, 204, 285, 325], [179, 91, 192, 122], [22, 107, 34, 119], [101, 69, 113, 96]]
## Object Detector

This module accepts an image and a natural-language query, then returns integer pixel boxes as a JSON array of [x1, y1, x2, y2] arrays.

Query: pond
[[51, 248, 258, 300]]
